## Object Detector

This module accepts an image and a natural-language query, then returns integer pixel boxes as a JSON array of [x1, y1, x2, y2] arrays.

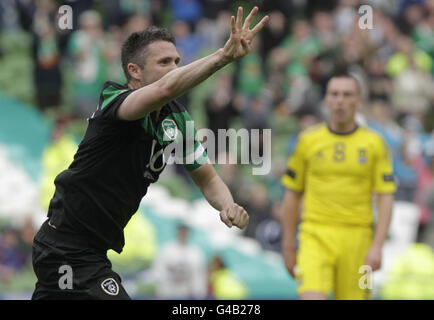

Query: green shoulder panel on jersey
[[101, 84, 129, 110], [141, 114, 155, 136]]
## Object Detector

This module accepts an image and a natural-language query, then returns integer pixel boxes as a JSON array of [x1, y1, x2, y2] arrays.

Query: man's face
[[324, 77, 362, 126], [130, 40, 181, 86]]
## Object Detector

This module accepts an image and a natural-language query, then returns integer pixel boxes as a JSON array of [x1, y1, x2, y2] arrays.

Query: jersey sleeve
[[281, 133, 307, 192], [372, 136, 396, 194], [95, 82, 135, 120], [177, 112, 208, 171], [182, 139, 208, 171]]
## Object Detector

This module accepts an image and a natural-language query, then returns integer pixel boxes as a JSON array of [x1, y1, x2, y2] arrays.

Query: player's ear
[[356, 93, 364, 109], [127, 62, 142, 82]]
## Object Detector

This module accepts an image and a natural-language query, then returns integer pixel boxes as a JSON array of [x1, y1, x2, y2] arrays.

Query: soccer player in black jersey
[[31, 7, 269, 300]]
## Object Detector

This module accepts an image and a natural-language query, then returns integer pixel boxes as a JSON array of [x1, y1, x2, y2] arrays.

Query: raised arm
[[117, 7, 269, 120]]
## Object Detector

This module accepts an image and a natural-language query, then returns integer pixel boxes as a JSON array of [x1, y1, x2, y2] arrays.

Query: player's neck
[[328, 121, 358, 135], [127, 79, 142, 90]]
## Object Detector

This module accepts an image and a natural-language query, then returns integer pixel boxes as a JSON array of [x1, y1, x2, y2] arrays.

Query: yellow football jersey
[[281, 123, 396, 227]]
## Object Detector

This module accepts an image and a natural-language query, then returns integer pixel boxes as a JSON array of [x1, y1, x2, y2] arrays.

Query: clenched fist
[[219, 203, 249, 229]]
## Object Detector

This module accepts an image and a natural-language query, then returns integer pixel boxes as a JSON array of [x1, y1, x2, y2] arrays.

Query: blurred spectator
[[235, 38, 265, 97], [255, 202, 283, 253], [304, 0, 338, 17], [312, 11, 339, 52], [207, 255, 248, 299], [118, 0, 150, 16], [205, 74, 237, 157], [260, 10, 287, 61], [285, 66, 322, 114], [240, 95, 271, 131], [153, 223, 207, 299], [261, 0, 295, 18], [172, 20, 203, 66], [381, 242, 434, 299], [32, 0, 62, 112], [104, 25, 126, 84], [67, 10, 107, 119], [387, 36, 434, 114], [243, 183, 272, 239], [412, 11, 434, 61], [121, 13, 151, 39], [365, 56, 392, 102], [339, 18, 374, 68], [386, 35, 433, 78], [0, 0, 22, 31], [196, 10, 230, 51], [414, 135, 434, 245], [64, 0, 95, 29], [280, 19, 321, 69], [333, 0, 358, 37], [17, 216, 35, 262], [368, 101, 418, 202], [201, 0, 231, 20], [40, 115, 77, 209], [169, 0, 202, 30], [0, 226, 26, 284], [397, 2, 426, 35]]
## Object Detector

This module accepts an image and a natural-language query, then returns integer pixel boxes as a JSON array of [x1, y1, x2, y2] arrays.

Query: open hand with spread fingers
[[222, 6, 269, 62], [219, 203, 249, 229]]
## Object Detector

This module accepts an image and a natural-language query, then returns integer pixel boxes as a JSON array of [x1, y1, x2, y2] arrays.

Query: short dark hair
[[121, 26, 175, 82], [328, 70, 362, 95]]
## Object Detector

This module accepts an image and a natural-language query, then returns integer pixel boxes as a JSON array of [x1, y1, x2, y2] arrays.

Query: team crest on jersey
[[101, 278, 119, 296], [358, 148, 367, 163], [162, 119, 178, 141], [314, 150, 324, 161]]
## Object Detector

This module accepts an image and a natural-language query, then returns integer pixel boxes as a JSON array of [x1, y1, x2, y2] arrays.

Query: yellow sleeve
[[372, 136, 396, 194], [281, 134, 307, 192]]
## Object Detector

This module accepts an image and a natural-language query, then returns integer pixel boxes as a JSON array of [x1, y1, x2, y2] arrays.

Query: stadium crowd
[[0, 0, 434, 298]]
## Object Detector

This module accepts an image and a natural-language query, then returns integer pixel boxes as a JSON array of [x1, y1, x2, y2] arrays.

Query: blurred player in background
[[31, 7, 268, 300], [153, 223, 207, 299], [281, 72, 396, 300]]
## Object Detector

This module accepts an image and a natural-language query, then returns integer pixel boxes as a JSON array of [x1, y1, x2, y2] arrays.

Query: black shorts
[[31, 220, 130, 300]]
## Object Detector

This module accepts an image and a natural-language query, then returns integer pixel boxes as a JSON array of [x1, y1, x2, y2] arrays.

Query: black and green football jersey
[[47, 81, 207, 253]]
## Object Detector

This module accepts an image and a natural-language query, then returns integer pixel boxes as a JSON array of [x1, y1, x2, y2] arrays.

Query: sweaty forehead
[[145, 40, 179, 61]]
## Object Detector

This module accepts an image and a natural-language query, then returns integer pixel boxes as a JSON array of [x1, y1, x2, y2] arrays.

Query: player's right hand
[[219, 203, 249, 229], [222, 6, 269, 62], [282, 243, 297, 278]]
